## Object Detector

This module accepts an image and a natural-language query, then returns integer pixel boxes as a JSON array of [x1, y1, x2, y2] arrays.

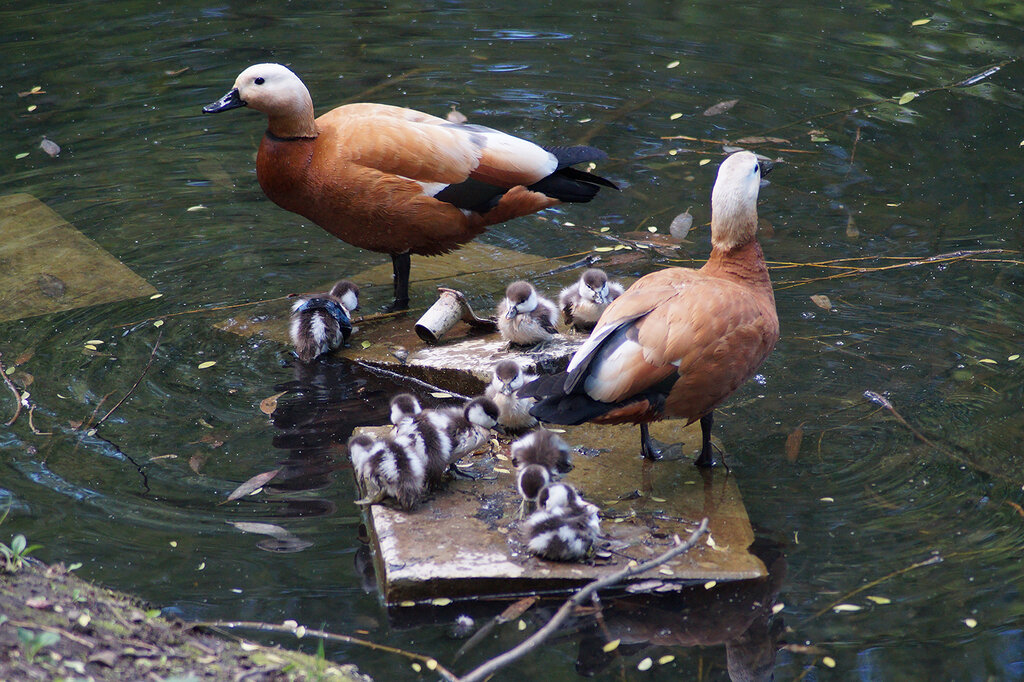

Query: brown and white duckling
[[396, 396, 499, 487], [558, 268, 624, 331], [510, 428, 572, 475], [348, 432, 427, 511], [497, 281, 559, 347], [290, 280, 360, 362], [516, 464, 550, 519], [389, 393, 422, 428], [525, 482, 601, 561], [484, 360, 538, 434]]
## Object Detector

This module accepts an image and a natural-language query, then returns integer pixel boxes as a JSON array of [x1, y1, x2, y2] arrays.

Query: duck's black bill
[[202, 89, 245, 114], [758, 158, 775, 177]]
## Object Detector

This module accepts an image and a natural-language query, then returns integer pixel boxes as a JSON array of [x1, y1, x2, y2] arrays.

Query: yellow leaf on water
[[493, 467, 510, 474], [666, 60, 680, 69], [637, 657, 653, 671], [430, 392, 453, 398], [15, 152, 29, 160], [810, 294, 832, 310], [898, 91, 918, 105], [197, 361, 216, 369], [150, 293, 163, 299], [704, 580, 717, 589], [517, 620, 526, 630], [426, 659, 438, 671], [669, 112, 682, 120], [563, 222, 575, 227], [599, 227, 610, 233], [772, 603, 785, 614], [86, 340, 104, 345], [833, 603, 862, 612], [658, 655, 675, 665], [361, 340, 372, 348], [153, 320, 164, 328], [699, 159, 710, 166], [1008, 354, 1020, 361], [602, 639, 620, 653], [578, 117, 591, 123], [823, 656, 836, 668], [27, 105, 37, 112], [411, 663, 422, 673], [964, 617, 977, 628], [594, 246, 614, 252], [431, 598, 451, 606], [651, 496, 666, 502], [911, 18, 931, 26], [978, 358, 997, 364], [866, 595, 891, 605], [647, 226, 658, 233], [820, 497, 834, 503], [84, 345, 97, 351]]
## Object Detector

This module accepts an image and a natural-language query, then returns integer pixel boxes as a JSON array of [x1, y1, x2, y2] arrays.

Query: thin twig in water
[[456, 518, 709, 682], [0, 353, 22, 427], [806, 554, 942, 621], [28, 405, 52, 436], [188, 620, 458, 682], [94, 328, 164, 429]]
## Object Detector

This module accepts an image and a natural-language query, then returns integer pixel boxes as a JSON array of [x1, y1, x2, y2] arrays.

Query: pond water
[[2, 0, 1023, 679]]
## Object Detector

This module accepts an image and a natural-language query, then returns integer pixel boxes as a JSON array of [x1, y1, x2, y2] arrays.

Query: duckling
[[516, 464, 550, 519], [396, 396, 499, 487], [203, 63, 617, 311], [389, 393, 422, 428], [290, 279, 360, 362], [510, 428, 572, 475], [524, 151, 779, 467], [525, 482, 601, 561], [497, 281, 559, 347], [484, 360, 538, 434], [348, 432, 427, 511], [558, 268, 624, 331]]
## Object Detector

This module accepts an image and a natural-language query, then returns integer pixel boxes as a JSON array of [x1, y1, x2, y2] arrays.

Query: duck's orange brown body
[[525, 151, 778, 466], [203, 65, 615, 309]]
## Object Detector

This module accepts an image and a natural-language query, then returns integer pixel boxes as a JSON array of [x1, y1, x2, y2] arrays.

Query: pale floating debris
[[699, 159, 710, 166], [898, 91, 918, 105], [431, 597, 452, 606], [666, 60, 680, 69], [647, 226, 658, 233], [77, 613, 91, 628], [15, 152, 29, 160], [650, 496, 666, 502], [613, 244, 629, 250], [594, 246, 614, 252], [361, 340, 372, 349], [430, 392, 453, 398], [153, 320, 164, 328], [820, 496, 834, 502], [659, 567, 674, 576], [599, 227, 610, 233], [260, 391, 287, 415], [411, 663, 422, 673], [911, 17, 931, 26], [1008, 354, 1020, 361], [197, 561, 206, 570], [706, 533, 716, 547], [669, 208, 693, 240], [772, 603, 785, 614], [295, 625, 306, 638], [602, 638, 621, 653], [627, 560, 638, 568], [517, 620, 526, 631], [810, 294, 832, 310], [426, 659, 438, 671], [978, 358, 997, 365], [833, 603, 862, 612], [703, 98, 739, 116], [587, 162, 596, 171], [150, 293, 163, 299], [226, 468, 281, 501], [170, 541, 178, 548], [283, 619, 298, 629], [886, 202, 901, 207], [495, 453, 509, 461], [86, 339, 104, 345], [563, 221, 575, 227], [399, 600, 416, 607], [197, 361, 217, 369], [40, 138, 60, 157], [578, 117, 592, 123], [658, 655, 675, 665], [493, 467, 510, 474], [866, 595, 891, 605], [186, 205, 207, 212], [704, 580, 717, 589], [548, 428, 566, 433], [964, 617, 977, 628], [637, 657, 653, 671], [613, 517, 626, 523], [823, 656, 836, 668], [27, 104, 37, 112], [669, 112, 682, 120], [84, 345, 98, 351]]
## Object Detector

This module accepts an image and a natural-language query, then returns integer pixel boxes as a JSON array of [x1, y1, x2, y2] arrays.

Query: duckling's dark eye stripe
[[254, 77, 265, 85]]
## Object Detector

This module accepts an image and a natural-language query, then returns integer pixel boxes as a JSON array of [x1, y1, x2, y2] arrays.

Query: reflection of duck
[[525, 482, 601, 561], [497, 281, 559, 346], [395, 397, 499, 487], [558, 268, 624, 331], [510, 428, 572, 474], [525, 151, 779, 466], [289, 280, 360, 362], [347, 432, 427, 510], [202, 63, 616, 311], [484, 360, 537, 434]]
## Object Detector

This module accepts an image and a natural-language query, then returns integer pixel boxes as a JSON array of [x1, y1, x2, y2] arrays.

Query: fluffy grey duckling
[[348, 432, 427, 511], [389, 393, 422, 428], [484, 360, 538, 434], [525, 482, 601, 561], [516, 463, 550, 519], [497, 281, 559, 346], [290, 280, 360, 362], [395, 396, 499, 487], [510, 428, 572, 475], [558, 268, 624, 331]]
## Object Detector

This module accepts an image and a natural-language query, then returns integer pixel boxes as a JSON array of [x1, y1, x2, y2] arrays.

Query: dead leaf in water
[[669, 208, 693, 240], [499, 596, 537, 622], [189, 453, 206, 474], [14, 349, 35, 366], [260, 391, 287, 415], [785, 423, 805, 462], [39, 137, 60, 157], [735, 135, 791, 145], [810, 294, 832, 310], [846, 214, 860, 239], [225, 468, 281, 501], [703, 99, 739, 116]]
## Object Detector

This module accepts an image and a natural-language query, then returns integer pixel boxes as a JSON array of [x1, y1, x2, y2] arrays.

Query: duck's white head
[[492, 360, 525, 394], [710, 150, 770, 251], [504, 281, 538, 317], [465, 397, 499, 429], [203, 63, 316, 138]]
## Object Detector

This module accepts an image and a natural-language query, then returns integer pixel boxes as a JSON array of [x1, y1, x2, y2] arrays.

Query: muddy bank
[[0, 559, 370, 681]]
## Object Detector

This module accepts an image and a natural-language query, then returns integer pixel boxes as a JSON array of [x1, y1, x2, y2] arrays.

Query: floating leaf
[[231, 521, 292, 538], [866, 595, 891, 605], [260, 391, 287, 415], [493, 467, 510, 474], [577, 117, 591, 123], [39, 138, 60, 157], [669, 112, 682, 120], [785, 423, 805, 462], [153, 320, 164, 328], [500, 596, 538, 622], [772, 603, 785, 614], [647, 226, 658, 233], [898, 91, 918, 105], [563, 221, 575, 227], [225, 468, 281, 501], [666, 60, 680, 69], [430, 392, 453, 399], [810, 294, 832, 310], [593, 246, 614, 252], [411, 663, 422, 673], [431, 598, 452, 606], [820, 496, 835, 502], [637, 657, 653, 671], [846, 214, 859, 239], [360, 340, 372, 349], [197, 360, 216, 369], [150, 293, 163, 299], [426, 659, 438, 671], [911, 18, 931, 26], [669, 209, 693, 240], [833, 603, 862, 612], [84, 344, 98, 352], [650, 496, 666, 502], [978, 358, 997, 365], [964, 617, 977, 628], [27, 104, 37, 112], [599, 226, 610, 233], [703, 99, 739, 116], [602, 639, 621, 653], [823, 656, 836, 668], [186, 205, 206, 212], [1008, 354, 1020, 361], [399, 601, 416, 607], [658, 655, 675, 665], [704, 580, 717, 589], [517, 619, 526, 630]]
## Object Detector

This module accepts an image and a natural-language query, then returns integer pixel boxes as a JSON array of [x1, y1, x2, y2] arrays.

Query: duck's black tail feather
[[529, 393, 618, 426], [528, 145, 618, 202]]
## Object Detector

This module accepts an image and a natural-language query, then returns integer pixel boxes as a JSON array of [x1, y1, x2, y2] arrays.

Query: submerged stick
[[94, 328, 163, 429], [456, 518, 709, 682], [0, 353, 22, 427], [807, 554, 943, 621]]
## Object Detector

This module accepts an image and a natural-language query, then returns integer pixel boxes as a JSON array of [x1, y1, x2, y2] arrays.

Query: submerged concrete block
[[355, 420, 765, 604], [0, 193, 157, 322]]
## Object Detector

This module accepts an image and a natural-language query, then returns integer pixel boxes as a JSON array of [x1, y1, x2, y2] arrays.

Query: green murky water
[[1, 1, 1022, 679]]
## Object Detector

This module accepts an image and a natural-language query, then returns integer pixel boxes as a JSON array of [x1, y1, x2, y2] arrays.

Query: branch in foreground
[[457, 517, 710, 682]]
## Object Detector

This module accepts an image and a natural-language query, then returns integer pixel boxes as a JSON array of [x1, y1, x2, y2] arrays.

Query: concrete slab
[[0, 193, 157, 322], [355, 419, 765, 604]]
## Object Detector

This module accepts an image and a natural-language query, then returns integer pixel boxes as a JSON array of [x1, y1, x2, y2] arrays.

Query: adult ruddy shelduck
[[202, 63, 617, 310], [524, 151, 779, 466]]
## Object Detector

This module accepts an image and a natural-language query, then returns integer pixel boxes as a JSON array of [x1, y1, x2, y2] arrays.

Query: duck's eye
[[753, 163, 759, 174], [254, 77, 265, 85]]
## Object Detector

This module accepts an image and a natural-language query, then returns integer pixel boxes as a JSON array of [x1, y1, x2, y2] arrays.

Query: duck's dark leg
[[383, 253, 411, 312], [639, 423, 662, 461], [694, 412, 715, 468]]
